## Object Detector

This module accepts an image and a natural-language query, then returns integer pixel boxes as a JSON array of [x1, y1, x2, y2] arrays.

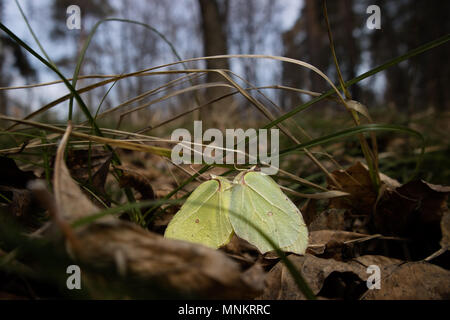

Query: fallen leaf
[[116, 166, 155, 201], [354, 254, 402, 268], [239, 262, 266, 294], [307, 230, 375, 259], [63, 149, 112, 206], [259, 253, 406, 300], [258, 254, 368, 300], [374, 180, 449, 236], [64, 149, 112, 186], [222, 235, 260, 257], [300, 199, 317, 226], [360, 162, 401, 188], [309, 230, 371, 249], [373, 179, 449, 259], [221, 235, 260, 266], [0, 157, 41, 226], [74, 221, 263, 298], [53, 143, 102, 224], [328, 162, 377, 215], [0, 186, 32, 218]]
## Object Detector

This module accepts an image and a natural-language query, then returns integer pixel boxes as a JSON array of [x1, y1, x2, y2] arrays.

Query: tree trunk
[[338, 0, 359, 100], [197, 0, 232, 124], [304, 0, 325, 92], [0, 1, 7, 115], [198, 0, 229, 84]]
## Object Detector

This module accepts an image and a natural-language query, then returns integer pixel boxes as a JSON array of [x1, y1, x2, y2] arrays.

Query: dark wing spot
[[195, 219, 200, 223]]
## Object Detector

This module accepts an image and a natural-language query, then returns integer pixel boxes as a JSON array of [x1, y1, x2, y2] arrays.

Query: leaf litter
[[0, 130, 449, 299]]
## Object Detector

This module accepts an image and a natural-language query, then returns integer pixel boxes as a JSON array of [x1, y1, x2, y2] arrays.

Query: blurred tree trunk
[[197, 0, 231, 124], [336, 0, 359, 100], [304, 0, 326, 92], [0, 1, 7, 115], [282, 0, 364, 110], [368, 0, 450, 111], [198, 0, 229, 84], [0, 2, 35, 116], [281, 0, 330, 108]]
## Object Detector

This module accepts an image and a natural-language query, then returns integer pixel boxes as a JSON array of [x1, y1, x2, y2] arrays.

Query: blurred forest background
[[0, 0, 449, 183], [1, 0, 449, 113]]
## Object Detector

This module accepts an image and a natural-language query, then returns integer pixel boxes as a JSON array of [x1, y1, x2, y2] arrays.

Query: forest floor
[[0, 108, 448, 300]]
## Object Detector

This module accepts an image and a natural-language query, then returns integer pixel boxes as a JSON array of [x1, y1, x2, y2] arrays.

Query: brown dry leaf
[[50, 123, 262, 299], [354, 254, 402, 268], [0, 185, 45, 231], [0, 157, 40, 226], [258, 254, 368, 299], [223, 234, 260, 257], [222, 235, 260, 265], [373, 180, 449, 252], [62, 149, 112, 206], [53, 135, 102, 224], [307, 230, 374, 259], [64, 149, 112, 186], [75, 221, 263, 298], [327, 162, 400, 217], [308, 230, 370, 249], [328, 162, 377, 215], [360, 162, 401, 188], [309, 208, 346, 231], [300, 199, 317, 226], [0, 186, 32, 218], [239, 262, 266, 294], [117, 150, 182, 200], [362, 261, 450, 300], [421, 181, 450, 193], [149, 207, 178, 234], [259, 254, 405, 300], [116, 166, 155, 201]]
